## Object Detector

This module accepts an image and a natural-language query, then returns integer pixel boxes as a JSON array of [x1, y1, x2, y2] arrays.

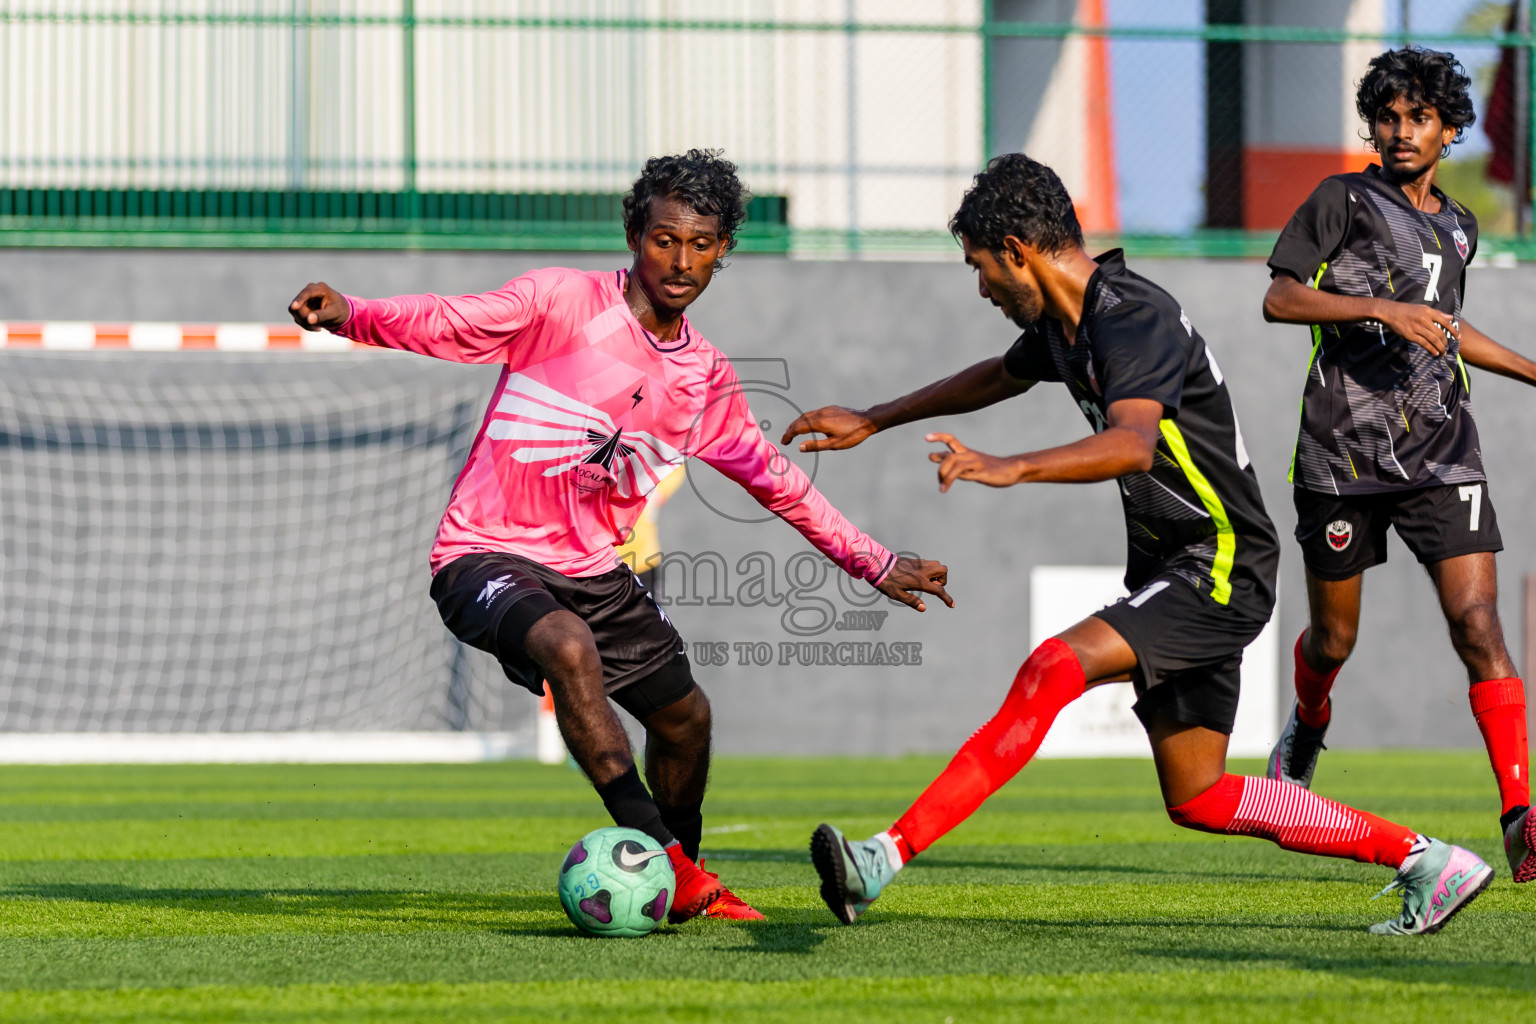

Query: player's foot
[[696, 858, 765, 920], [1369, 839, 1493, 936], [1503, 805, 1535, 883], [1267, 700, 1329, 788], [810, 823, 899, 925], [665, 845, 724, 923]]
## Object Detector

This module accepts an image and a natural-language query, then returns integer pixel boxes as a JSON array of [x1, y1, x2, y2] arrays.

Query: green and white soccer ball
[[557, 827, 675, 937]]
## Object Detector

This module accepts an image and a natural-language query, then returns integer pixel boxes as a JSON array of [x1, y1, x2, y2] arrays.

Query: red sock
[[1293, 631, 1340, 729], [892, 638, 1086, 857], [1470, 678, 1530, 815], [1169, 773, 1417, 868]]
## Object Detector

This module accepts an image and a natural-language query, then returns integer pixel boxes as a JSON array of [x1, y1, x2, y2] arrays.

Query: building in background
[[1206, 0, 1387, 230], [1, 0, 1526, 254]]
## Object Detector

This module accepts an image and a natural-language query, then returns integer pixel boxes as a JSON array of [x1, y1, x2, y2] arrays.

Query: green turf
[[0, 753, 1530, 1022]]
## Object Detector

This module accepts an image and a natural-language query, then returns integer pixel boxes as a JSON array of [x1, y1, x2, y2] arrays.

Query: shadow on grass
[[731, 920, 831, 955], [1, 882, 557, 928], [1147, 943, 1536, 994], [1, 883, 832, 946]]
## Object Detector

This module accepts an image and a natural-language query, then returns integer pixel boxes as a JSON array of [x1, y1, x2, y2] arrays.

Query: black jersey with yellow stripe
[[1268, 164, 1483, 495], [1003, 251, 1279, 615]]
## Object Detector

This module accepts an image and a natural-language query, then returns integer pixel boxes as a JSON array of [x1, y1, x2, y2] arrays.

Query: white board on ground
[[1029, 566, 1279, 758]]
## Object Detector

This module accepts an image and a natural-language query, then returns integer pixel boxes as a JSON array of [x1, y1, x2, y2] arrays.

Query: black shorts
[[1094, 575, 1272, 735], [1294, 482, 1502, 581], [430, 552, 692, 712]]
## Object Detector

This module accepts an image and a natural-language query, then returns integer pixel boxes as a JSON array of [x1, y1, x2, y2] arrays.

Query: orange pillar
[[1240, 0, 1385, 229], [1077, 0, 1119, 234]]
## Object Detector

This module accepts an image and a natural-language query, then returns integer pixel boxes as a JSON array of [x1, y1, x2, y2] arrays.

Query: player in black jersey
[[1264, 47, 1536, 883], [784, 154, 1491, 935]]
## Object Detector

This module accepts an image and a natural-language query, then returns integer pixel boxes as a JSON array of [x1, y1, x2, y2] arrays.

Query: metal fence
[[0, 1, 1532, 258]]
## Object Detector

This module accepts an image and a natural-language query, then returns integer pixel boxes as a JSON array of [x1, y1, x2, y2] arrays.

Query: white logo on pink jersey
[[484, 372, 681, 499]]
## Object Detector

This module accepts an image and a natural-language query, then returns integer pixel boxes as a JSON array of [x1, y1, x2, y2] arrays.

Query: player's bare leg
[[1426, 552, 1532, 879], [525, 610, 635, 785], [642, 688, 763, 919], [1426, 552, 1516, 682], [642, 685, 712, 852], [1146, 715, 1228, 807], [1269, 571, 1362, 787], [525, 610, 724, 919], [1301, 571, 1363, 676]]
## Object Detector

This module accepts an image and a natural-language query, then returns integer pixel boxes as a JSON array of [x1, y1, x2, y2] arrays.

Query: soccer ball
[[557, 827, 675, 937]]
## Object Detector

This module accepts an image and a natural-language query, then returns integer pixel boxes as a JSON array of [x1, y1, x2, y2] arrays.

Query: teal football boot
[[1369, 839, 1493, 936], [810, 823, 901, 925]]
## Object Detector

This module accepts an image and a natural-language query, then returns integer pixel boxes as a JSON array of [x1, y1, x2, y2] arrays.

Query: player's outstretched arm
[[287, 274, 544, 363], [1457, 320, 1536, 386], [780, 356, 1032, 453], [1263, 274, 1459, 357], [928, 398, 1162, 492], [694, 360, 953, 612]]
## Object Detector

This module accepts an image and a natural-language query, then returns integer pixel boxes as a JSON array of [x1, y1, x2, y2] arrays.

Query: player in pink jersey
[[289, 150, 951, 923]]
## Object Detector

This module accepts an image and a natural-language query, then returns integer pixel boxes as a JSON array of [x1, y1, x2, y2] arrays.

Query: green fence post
[[402, 0, 420, 232], [981, 0, 994, 161], [1526, 1, 1534, 239]]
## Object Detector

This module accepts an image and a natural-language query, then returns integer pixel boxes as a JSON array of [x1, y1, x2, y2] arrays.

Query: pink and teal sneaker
[[1369, 839, 1493, 936]]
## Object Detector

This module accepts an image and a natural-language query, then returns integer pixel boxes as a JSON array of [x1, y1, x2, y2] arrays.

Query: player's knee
[[657, 691, 711, 746], [1309, 620, 1357, 664], [536, 627, 603, 688], [1446, 600, 1504, 656], [638, 673, 710, 745], [1010, 637, 1080, 702], [677, 686, 711, 731]]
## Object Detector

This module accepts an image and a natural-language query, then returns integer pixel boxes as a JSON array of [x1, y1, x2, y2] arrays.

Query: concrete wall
[[2, 248, 1533, 754]]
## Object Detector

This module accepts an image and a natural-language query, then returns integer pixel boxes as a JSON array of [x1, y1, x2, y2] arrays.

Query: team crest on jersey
[[1453, 228, 1469, 260], [483, 372, 681, 499], [1325, 519, 1353, 551], [572, 429, 634, 494]]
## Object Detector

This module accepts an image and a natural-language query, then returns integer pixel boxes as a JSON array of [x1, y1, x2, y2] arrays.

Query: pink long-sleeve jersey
[[338, 267, 896, 584]]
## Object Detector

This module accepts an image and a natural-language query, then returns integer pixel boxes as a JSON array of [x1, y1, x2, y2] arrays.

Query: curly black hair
[[623, 149, 749, 270], [949, 153, 1083, 256], [1356, 47, 1476, 156]]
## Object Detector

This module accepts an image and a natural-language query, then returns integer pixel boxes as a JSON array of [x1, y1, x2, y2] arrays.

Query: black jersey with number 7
[[1268, 164, 1483, 496]]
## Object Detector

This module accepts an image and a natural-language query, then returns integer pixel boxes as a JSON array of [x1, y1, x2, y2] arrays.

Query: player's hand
[[927, 433, 1022, 493], [875, 555, 953, 613], [288, 282, 350, 331], [1375, 302, 1458, 357], [780, 406, 879, 452]]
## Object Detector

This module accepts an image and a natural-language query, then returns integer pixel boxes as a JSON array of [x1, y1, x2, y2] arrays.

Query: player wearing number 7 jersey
[[288, 150, 952, 924], [1263, 48, 1536, 882]]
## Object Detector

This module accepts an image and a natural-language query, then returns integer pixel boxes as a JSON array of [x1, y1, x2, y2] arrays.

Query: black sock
[[660, 803, 704, 861], [1501, 804, 1530, 833], [594, 765, 675, 849]]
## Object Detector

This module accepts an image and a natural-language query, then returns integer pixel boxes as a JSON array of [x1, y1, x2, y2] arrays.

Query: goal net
[[0, 348, 534, 758]]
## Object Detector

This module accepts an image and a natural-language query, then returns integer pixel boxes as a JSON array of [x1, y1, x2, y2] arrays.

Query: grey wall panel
[[1, 248, 1531, 753]]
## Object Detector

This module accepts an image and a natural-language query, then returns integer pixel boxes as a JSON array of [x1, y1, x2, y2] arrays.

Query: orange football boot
[[666, 845, 724, 923], [697, 858, 765, 920]]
